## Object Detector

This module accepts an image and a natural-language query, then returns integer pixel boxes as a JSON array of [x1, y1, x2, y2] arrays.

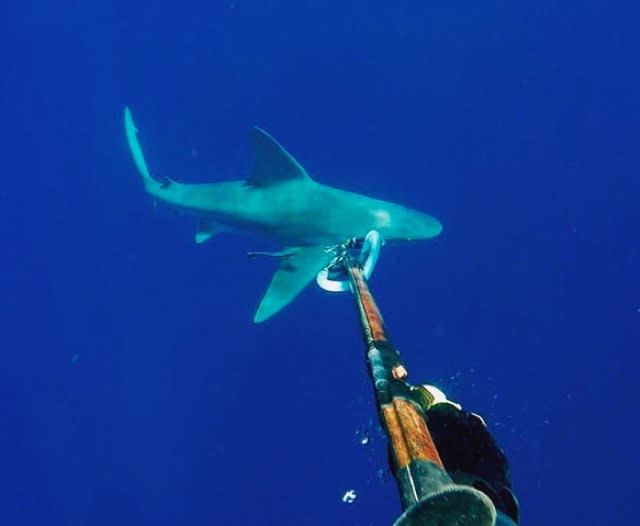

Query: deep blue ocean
[[2, 1, 638, 524]]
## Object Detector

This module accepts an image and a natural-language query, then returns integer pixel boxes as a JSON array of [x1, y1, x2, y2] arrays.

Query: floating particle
[[71, 353, 80, 363], [360, 436, 369, 445], [342, 490, 357, 504]]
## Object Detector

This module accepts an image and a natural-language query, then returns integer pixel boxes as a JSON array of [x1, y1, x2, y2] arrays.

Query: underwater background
[[2, 0, 638, 524]]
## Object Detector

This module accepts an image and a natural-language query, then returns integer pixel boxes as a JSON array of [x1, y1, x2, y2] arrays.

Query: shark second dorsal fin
[[245, 128, 312, 188]]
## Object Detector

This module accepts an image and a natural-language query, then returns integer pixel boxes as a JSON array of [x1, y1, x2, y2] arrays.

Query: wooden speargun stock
[[319, 231, 496, 525]]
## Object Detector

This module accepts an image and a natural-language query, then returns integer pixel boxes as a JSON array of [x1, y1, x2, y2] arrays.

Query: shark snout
[[419, 214, 443, 238], [401, 212, 443, 241]]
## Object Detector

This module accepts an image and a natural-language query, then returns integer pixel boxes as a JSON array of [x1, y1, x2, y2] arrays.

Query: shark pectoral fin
[[195, 220, 224, 244], [244, 128, 313, 188], [254, 246, 330, 323]]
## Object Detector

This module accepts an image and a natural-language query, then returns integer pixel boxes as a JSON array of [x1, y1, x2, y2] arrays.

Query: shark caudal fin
[[124, 107, 170, 191]]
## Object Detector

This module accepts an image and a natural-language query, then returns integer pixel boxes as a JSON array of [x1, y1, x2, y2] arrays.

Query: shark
[[124, 107, 443, 322]]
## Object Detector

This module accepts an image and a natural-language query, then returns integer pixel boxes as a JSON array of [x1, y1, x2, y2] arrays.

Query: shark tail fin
[[124, 107, 165, 190]]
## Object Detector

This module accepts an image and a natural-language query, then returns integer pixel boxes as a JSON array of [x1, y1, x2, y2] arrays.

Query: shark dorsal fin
[[245, 127, 312, 188]]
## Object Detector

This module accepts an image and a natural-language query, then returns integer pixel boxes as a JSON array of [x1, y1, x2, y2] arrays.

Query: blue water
[[2, 1, 638, 524]]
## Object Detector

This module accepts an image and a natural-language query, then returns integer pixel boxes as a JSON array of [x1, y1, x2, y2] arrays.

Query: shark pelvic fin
[[245, 128, 312, 188], [195, 220, 224, 244], [254, 246, 331, 323]]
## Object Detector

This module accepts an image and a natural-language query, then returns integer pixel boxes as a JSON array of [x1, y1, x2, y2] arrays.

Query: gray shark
[[124, 107, 442, 322]]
